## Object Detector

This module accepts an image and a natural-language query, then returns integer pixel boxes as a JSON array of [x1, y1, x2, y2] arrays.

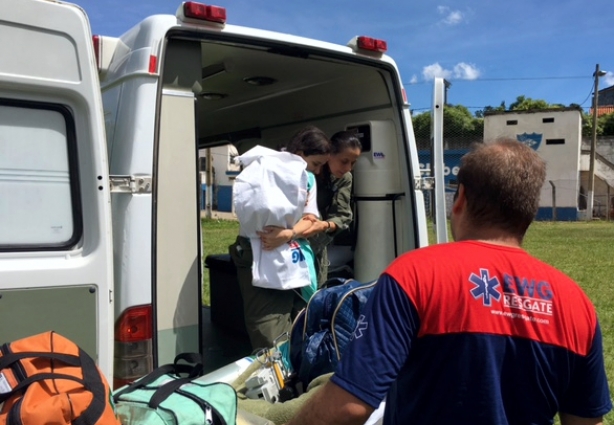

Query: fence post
[[549, 180, 556, 221], [608, 185, 611, 222]]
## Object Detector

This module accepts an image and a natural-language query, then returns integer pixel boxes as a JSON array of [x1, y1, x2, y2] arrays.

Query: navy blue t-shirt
[[332, 242, 612, 424]]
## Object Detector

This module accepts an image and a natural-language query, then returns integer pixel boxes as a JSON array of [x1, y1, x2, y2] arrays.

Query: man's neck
[[455, 227, 523, 249]]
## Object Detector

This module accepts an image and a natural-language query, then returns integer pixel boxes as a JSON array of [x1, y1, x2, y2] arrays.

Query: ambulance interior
[[158, 35, 421, 369]]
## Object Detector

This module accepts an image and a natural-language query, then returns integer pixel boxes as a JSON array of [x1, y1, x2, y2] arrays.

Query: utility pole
[[587, 64, 607, 220]]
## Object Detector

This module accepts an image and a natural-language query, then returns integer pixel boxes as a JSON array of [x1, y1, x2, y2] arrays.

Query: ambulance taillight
[[113, 305, 154, 389]]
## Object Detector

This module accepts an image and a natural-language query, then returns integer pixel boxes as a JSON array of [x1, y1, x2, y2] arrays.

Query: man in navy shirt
[[286, 139, 611, 425]]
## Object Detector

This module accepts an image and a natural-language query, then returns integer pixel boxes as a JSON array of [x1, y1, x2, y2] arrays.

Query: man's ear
[[452, 184, 466, 215]]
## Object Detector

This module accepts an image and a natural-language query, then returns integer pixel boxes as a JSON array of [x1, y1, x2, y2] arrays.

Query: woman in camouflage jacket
[[303, 131, 362, 286]]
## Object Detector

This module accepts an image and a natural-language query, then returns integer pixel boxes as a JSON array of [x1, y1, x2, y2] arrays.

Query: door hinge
[[109, 175, 152, 194], [415, 177, 435, 191]]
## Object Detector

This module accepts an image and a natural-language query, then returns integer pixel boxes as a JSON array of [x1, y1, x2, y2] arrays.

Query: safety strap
[[0, 351, 81, 370], [113, 353, 203, 402]]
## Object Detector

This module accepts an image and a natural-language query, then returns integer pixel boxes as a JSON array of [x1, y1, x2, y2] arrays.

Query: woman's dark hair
[[286, 126, 332, 156], [330, 131, 362, 155]]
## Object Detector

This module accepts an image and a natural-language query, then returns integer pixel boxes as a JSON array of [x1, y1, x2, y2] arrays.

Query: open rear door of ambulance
[[0, 0, 114, 381]]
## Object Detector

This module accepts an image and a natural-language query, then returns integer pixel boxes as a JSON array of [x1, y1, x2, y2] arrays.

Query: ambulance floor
[[201, 306, 253, 374]]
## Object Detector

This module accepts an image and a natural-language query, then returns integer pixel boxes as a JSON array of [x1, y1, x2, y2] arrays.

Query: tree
[[487, 101, 506, 112], [412, 111, 431, 140], [599, 112, 614, 136], [411, 104, 484, 148], [443, 104, 482, 138], [508, 95, 552, 111], [580, 112, 614, 137], [581, 113, 594, 138]]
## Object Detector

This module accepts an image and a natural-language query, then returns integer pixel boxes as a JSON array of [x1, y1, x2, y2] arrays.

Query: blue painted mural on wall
[[418, 149, 467, 192], [516, 132, 543, 151]]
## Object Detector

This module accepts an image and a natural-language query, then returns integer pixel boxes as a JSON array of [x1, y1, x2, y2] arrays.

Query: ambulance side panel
[[0, 0, 114, 380]]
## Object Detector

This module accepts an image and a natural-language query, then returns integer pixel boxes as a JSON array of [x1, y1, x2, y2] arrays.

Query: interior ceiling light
[[199, 92, 227, 100], [243, 76, 277, 86]]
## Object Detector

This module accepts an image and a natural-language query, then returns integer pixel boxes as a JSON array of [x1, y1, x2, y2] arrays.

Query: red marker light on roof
[[183, 2, 226, 23], [356, 36, 388, 53]]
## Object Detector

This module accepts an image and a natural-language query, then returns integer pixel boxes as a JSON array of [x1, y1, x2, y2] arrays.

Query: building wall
[[198, 144, 240, 212], [484, 109, 582, 221]]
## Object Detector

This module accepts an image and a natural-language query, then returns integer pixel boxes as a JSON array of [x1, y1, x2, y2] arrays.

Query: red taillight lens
[[114, 305, 154, 389], [183, 2, 227, 23], [357, 36, 388, 53], [148, 55, 158, 74], [115, 305, 153, 342], [92, 35, 101, 69]]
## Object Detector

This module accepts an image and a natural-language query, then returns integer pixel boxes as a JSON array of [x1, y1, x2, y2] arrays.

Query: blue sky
[[75, 0, 613, 115]]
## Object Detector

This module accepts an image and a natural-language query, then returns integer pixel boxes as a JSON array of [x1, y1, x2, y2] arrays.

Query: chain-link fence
[[415, 119, 481, 219]]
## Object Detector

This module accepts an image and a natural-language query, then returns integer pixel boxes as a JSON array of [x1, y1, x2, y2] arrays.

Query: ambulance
[[0, 0, 443, 388]]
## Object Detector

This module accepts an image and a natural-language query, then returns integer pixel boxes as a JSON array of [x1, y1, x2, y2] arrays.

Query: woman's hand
[[257, 226, 294, 251], [301, 219, 330, 238]]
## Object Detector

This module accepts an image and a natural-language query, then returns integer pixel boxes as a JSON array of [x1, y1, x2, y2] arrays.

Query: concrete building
[[484, 108, 583, 220], [198, 144, 240, 212]]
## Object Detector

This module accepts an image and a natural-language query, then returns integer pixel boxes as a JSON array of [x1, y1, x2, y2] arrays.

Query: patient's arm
[[257, 217, 315, 250], [559, 413, 603, 425]]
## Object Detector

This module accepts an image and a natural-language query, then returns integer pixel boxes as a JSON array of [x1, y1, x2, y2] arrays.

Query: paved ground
[[200, 210, 237, 220]]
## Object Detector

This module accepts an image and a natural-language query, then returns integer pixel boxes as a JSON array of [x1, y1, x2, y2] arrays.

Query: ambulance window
[[0, 100, 81, 250]]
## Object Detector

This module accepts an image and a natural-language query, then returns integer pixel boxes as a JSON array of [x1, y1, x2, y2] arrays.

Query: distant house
[[589, 105, 614, 118], [484, 108, 583, 221], [589, 85, 614, 117], [596, 85, 614, 107], [198, 144, 240, 212]]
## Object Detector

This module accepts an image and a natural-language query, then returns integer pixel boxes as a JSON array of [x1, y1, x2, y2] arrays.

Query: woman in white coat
[[229, 126, 331, 350]]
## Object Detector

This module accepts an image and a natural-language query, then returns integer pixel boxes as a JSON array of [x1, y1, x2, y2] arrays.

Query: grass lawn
[[201, 218, 240, 306], [203, 218, 614, 422], [523, 222, 614, 425]]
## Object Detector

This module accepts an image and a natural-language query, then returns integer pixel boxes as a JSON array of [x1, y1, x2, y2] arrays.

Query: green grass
[[203, 219, 614, 421], [201, 218, 240, 305], [523, 222, 614, 424]]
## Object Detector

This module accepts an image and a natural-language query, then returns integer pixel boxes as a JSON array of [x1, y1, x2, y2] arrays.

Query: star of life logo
[[351, 315, 368, 341], [469, 269, 501, 306], [469, 268, 554, 316]]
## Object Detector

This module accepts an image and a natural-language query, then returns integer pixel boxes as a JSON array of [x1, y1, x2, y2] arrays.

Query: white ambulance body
[[0, 0, 431, 387]]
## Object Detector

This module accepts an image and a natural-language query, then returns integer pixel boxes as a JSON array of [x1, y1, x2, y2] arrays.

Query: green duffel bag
[[113, 353, 237, 425]]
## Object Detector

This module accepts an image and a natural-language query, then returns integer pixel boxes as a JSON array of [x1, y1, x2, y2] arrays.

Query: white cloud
[[453, 62, 481, 80], [603, 72, 614, 87], [437, 6, 464, 25], [421, 62, 481, 81], [410, 74, 419, 84], [422, 63, 452, 80]]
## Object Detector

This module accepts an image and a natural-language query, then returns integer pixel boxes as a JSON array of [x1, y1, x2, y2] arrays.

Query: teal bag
[[298, 172, 318, 301], [113, 353, 237, 425]]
